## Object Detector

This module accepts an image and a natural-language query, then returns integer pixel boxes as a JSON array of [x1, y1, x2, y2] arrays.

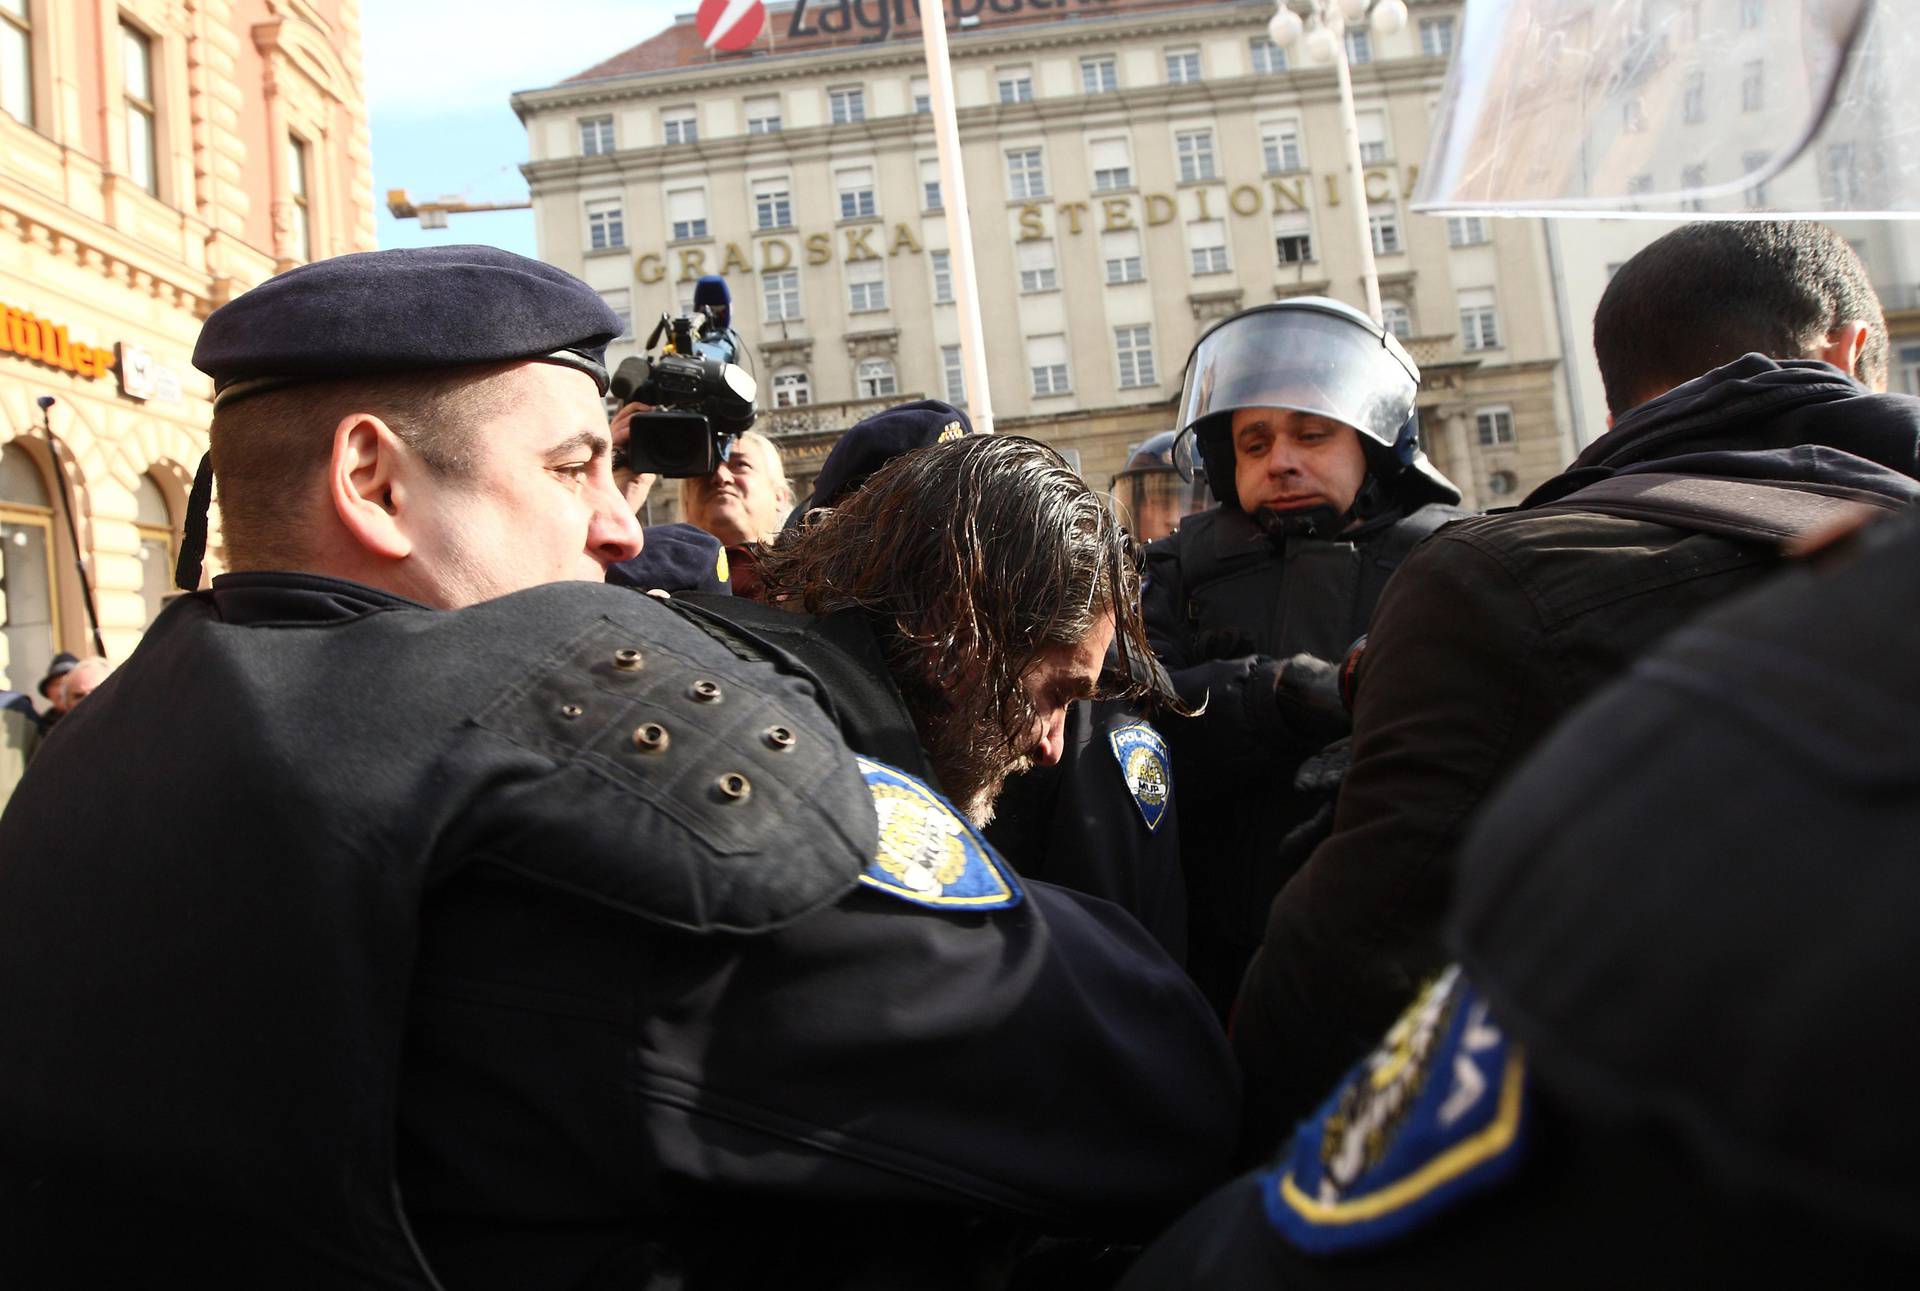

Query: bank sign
[[790, 0, 1118, 43]]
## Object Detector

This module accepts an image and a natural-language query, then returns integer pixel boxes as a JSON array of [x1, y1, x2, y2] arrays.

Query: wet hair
[[756, 435, 1167, 801], [1594, 220, 1887, 417], [208, 362, 521, 569]]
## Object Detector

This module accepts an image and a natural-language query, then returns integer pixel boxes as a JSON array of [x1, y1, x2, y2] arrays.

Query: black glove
[[1272, 653, 1351, 747]]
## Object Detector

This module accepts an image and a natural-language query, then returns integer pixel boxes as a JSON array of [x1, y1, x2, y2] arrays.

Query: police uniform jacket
[[1141, 496, 1463, 1010], [1235, 355, 1920, 1149], [1117, 506, 1920, 1291], [0, 574, 1239, 1290]]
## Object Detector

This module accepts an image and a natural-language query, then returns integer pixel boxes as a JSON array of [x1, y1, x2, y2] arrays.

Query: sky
[[363, 1, 693, 257]]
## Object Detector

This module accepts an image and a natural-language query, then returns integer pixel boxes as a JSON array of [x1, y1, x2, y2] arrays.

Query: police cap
[[786, 398, 975, 529], [607, 523, 733, 597], [192, 245, 622, 410]]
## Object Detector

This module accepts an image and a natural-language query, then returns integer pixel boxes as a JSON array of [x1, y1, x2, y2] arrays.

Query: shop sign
[[790, 0, 1116, 43], [116, 342, 183, 404], [2, 304, 117, 381]]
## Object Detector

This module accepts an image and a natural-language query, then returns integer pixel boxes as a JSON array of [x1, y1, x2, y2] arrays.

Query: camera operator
[[678, 429, 793, 595]]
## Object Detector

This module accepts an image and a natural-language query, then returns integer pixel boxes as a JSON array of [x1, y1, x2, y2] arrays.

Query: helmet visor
[[1176, 306, 1420, 457], [1112, 467, 1210, 543]]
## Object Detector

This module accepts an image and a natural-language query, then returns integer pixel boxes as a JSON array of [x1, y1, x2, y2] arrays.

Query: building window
[[920, 157, 942, 211], [1897, 343, 1920, 397], [1459, 288, 1501, 351], [286, 134, 312, 262], [1, 0, 30, 125], [586, 197, 625, 251], [1370, 204, 1402, 255], [0, 442, 60, 690], [1028, 334, 1071, 397], [1419, 16, 1454, 57], [1821, 142, 1858, 207], [1115, 325, 1156, 389], [1275, 212, 1315, 264], [928, 249, 954, 303], [942, 345, 966, 405], [772, 367, 811, 408], [662, 107, 697, 145], [763, 269, 801, 322], [1627, 172, 1654, 198], [1345, 29, 1372, 66], [598, 288, 632, 338], [1249, 36, 1288, 74], [829, 85, 866, 125], [1103, 229, 1144, 284], [1081, 56, 1117, 93], [1683, 71, 1705, 124], [911, 77, 930, 114], [1262, 120, 1303, 173], [1017, 239, 1058, 293], [997, 67, 1033, 104], [1006, 147, 1047, 200], [1740, 0, 1764, 29], [1188, 219, 1229, 275], [1165, 48, 1200, 85], [1741, 61, 1764, 113], [857, 357, 897, 399], [847, 259, 888, 313], [1446, 215, 1488, 246], [1742, 150, 1771, 207], [666, 188, 706, 241], [1090, 136, 1132, 192], [753, 179, 792, 231], [1680, 163, 1708, 212], [133, 473, 176, 630], [122, 23, 157, 195], [1623, 97, 1646, 133], [580, 114, 614, 155], [745, 95, 782, 134], [1476, 407, 1516, 447], [1356, 110, 1388, 164], [837, 165, 877, 220], [1382, 299, 1412, 340], [1175, 129, 1217, 183]]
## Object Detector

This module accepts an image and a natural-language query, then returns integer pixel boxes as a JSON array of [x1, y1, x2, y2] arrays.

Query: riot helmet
[[1172, 298, 1456, 527], [1109, 430, 1210, 543]]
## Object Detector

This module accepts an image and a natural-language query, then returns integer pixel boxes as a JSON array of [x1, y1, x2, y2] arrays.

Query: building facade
[[515, 0, 1574, 525], [0, 0, 374, 695]]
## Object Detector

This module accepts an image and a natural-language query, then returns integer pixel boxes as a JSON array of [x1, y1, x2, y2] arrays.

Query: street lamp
[[1268, 0, 1408, 323]]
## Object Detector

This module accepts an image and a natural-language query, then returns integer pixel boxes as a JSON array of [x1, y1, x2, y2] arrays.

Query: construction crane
[[385, 189, 532, 230]]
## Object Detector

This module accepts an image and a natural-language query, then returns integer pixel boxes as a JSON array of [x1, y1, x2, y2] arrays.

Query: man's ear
[[1816, 320, 1871, 384], [329, 413, 414, 561]]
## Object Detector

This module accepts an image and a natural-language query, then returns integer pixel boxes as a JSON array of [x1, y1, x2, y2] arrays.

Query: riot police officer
[[1141, 298, 1466, 1011], [1109, 430, 1211, 544]]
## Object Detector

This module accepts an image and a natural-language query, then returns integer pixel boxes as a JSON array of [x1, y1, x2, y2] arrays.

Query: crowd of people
[[0, 217, 1914, 1288]]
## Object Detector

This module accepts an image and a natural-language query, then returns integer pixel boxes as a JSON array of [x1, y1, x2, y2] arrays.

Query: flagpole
[[920, 4, 994, 433]]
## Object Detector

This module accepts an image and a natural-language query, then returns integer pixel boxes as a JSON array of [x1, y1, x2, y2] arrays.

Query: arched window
[[856, 357, 897, 400], [134, 473, 176, 627], [0, 442, 60, 695], [772, 367, 811, 408]]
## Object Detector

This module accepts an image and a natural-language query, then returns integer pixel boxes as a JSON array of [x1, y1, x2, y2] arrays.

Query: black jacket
[[0, 574, 1238, 1290], [1142, 498, 1464, 1010], [1234, 356, 1920, 1147]]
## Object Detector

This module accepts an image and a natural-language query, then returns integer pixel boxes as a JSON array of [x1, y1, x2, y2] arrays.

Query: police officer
[[1117, 508, 1920, 1290], [1141, 298, 1465, 1011], [0, 246, 1237, 1289], [1109, 430, 1210, 544]]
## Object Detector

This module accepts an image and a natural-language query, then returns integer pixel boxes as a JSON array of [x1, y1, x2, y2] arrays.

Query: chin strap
[[1253, 503, 1347, 546], [174, 452, 215, 591]]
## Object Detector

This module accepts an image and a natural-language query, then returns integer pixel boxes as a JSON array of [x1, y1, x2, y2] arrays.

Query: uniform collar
[[205, 571, 429, 626]]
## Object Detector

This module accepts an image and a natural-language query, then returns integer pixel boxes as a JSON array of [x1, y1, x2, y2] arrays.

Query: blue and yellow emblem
[[1108, 721, 1172, 832], [1260, 966, 1529, 1254], [855, 757, 1023, 910], [715, 547, 729, 584]]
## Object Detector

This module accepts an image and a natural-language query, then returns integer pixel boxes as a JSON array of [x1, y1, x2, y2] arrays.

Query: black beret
[[785, 399, 976, 529], [37, 651, 79, 700], [607, 523, 733, 596], [192, 245, 621, 408]]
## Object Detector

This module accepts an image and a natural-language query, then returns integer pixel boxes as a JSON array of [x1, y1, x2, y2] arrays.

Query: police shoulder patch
[[1108, 720, 1172, 832], [855, 756, 1023, 911], [1260, 966, 1529, 1255]]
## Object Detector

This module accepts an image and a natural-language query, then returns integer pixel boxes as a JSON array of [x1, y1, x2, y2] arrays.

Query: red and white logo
[[697, 0, 766, 52]]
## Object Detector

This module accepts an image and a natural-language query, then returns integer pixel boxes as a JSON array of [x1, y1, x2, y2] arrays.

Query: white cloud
[[363, 1, 692, 116]]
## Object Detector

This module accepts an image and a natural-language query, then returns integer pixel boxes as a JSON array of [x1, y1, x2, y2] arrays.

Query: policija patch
[[1108, 721, 1172, 832], [1260, 966, 1529, 1254], [855, 757, 1023, 911]]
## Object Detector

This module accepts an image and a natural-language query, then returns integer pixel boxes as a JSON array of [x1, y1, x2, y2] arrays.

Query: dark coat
[[1141, 499, 1464, 1011], [0, 573, 1238, 1290], [1234, 356, 1920, 1147], [1119, 505, 1920, 1291]]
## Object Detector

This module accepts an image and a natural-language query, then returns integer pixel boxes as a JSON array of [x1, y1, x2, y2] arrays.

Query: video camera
[[610, 280, 758, 478]]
